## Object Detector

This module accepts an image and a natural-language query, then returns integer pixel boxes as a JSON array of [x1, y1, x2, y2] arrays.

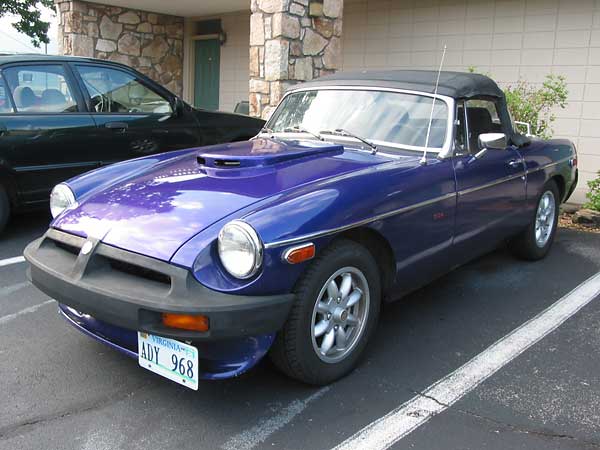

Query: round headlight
[[218, 220, 263, 279], [50, 184, 77, 218]]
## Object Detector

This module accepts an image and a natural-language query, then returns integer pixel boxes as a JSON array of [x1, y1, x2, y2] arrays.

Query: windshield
[[266, 89, 450, 151]]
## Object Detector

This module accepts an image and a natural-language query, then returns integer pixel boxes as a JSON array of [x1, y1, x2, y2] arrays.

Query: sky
[[0, 6, 58, 54]]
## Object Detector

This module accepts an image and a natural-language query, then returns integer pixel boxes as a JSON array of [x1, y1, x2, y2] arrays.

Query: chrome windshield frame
[[262, 85, 456, 159]]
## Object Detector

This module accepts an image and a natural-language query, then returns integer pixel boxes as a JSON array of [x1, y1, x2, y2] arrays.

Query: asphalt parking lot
[[0, 213, 599, 450]]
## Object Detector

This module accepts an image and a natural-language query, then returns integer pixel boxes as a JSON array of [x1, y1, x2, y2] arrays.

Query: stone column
[[249, 0, 343, 119]]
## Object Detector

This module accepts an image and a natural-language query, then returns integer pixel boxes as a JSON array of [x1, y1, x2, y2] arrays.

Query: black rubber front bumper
[[24, 229, 295, 341]]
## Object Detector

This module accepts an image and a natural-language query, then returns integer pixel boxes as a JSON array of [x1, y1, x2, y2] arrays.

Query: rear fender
[[522, 139, 576, 210]]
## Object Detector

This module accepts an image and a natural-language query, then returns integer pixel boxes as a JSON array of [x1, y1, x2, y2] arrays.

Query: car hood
[[53, 138, 392, 261]]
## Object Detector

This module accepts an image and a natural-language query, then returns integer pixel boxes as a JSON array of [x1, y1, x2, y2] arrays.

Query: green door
[[194, 39, 220, 110]]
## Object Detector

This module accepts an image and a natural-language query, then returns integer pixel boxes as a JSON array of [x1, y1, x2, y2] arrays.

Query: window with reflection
[[76, 65, 172, 114], [3, 65, 78, 113], [267, 89, 449, 150]]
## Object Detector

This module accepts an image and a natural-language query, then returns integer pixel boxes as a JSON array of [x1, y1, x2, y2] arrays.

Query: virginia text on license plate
[[137, 332, 199, 390]]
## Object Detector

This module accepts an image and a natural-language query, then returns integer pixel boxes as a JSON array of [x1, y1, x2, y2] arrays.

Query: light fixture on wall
[[219, 30, 227, 46], [195, 19, 227, 45]]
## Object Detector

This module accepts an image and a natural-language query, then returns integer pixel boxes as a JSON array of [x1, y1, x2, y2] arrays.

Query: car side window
[[3, 65, 79, 113], [76, 65, 172, 114], [465, 99, 504, 152], [0, 76, 13, 113]]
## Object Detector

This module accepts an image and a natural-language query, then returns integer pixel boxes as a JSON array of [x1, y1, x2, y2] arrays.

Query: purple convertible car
[[25, 71, 578, 388]]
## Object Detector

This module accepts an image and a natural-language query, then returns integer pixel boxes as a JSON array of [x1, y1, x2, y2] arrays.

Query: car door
[[452, 99, 527, 263], [0, 63, 96, 205], [72, 63, 200, 166]]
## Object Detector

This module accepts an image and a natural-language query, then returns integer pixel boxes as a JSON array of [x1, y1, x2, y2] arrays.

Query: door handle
[[105, 122, 128, 131], [507, 159, 523, 169]]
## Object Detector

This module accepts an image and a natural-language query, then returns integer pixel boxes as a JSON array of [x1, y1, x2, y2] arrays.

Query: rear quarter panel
[[520, 138, 577, 214]]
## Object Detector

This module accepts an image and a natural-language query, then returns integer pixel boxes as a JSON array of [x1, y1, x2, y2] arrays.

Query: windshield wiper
[[255, 126, 286, 143], [319, 129, 378, 154], [283, 126, 323, 141], [260, 126, 275, 134]]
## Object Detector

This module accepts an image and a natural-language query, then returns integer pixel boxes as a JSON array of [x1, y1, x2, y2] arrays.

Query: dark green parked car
[[0, 54, 265, 232]]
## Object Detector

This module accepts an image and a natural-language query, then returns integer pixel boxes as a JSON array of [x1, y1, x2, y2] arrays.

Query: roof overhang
[[85, 0, 248, 17]]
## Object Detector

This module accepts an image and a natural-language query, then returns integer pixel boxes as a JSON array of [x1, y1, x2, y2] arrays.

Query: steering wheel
[[90, 94, 105, 113]]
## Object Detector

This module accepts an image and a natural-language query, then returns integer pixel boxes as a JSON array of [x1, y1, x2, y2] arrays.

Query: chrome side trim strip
[[264, 156, 572, 249], [457, 156, 572, 197], [525, 156, 572, 175], [264, 192, 457, 249], [457, 172, 526, 196]]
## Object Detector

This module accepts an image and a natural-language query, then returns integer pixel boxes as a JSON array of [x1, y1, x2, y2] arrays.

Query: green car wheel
[[0, 185, 10, 234]]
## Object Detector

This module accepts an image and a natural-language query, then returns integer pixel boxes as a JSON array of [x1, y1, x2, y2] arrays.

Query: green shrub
[[585, 174, 600, 211], [468, 67, 568, 139]]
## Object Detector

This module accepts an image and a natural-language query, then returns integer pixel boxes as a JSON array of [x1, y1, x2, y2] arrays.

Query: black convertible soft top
[[297, 70, 504, 99]]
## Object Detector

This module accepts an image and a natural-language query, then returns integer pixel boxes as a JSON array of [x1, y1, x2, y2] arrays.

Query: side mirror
[[471, 133, 507, 160], [478, 133, 507, 150]]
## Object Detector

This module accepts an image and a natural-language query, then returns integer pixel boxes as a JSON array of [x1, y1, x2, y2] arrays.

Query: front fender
[[172, 157, 454, 296], [171, 161, 401, 295]]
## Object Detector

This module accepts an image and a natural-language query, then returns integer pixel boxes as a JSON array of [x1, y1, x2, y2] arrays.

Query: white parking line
[[0, 256, 25, 267], [333, 271, 600, 450], [0, 300, 53, 325], [222, 386, 330, 450], [0, 281, 30, 297]]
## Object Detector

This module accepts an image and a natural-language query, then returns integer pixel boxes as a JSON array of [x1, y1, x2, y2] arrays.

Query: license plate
[[137, 332, 199, 390]]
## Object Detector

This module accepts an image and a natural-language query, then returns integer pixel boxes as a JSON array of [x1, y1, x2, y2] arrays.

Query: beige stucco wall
[[342, 0, 600, 204], [219, 12, 251, 112]]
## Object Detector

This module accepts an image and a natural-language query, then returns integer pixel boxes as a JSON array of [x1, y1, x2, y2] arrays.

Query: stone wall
[[249, 0, 343, 119], [55, 0, 184, 95]]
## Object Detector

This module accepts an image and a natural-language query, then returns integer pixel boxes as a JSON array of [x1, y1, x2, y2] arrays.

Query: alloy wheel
[[535, 190, 556, 248], [310, 266, 370, 363]]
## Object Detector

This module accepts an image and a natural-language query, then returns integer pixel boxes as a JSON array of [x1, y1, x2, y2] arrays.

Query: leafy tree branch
[[0, 0, 56, 48], [468, 67, 568, 140]]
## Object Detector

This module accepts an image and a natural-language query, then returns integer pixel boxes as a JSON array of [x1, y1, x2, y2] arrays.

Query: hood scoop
[[197, 138, 344, 169]]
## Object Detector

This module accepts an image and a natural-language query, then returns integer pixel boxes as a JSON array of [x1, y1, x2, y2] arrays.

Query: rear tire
[[0, 186, 10, 234], [509, 180, 559, 261], [269, 239, 381, 385]]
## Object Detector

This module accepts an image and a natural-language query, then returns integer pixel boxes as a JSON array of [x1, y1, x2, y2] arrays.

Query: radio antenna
[[420, 45, 447, 166]]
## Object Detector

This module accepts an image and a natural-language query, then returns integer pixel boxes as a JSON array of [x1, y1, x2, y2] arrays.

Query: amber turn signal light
[[284, 243, 316, 264], [162, 313, 209, 332]]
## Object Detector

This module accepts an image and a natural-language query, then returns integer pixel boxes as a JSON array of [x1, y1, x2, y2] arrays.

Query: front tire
[[269, 239, 381, 385], [509, 180, 559, 261], [0, 185, 10, 234]]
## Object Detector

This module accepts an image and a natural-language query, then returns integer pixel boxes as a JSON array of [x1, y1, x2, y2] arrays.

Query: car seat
[[12, 86, 37, 110], [41, 89, 68, 111], [466, 107, 494, 151]]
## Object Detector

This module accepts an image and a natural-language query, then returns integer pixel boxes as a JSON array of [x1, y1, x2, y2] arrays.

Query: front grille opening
[[106, 258, 171, 286], [52, 240, 80, 255], [214, 159, 241, 167]]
